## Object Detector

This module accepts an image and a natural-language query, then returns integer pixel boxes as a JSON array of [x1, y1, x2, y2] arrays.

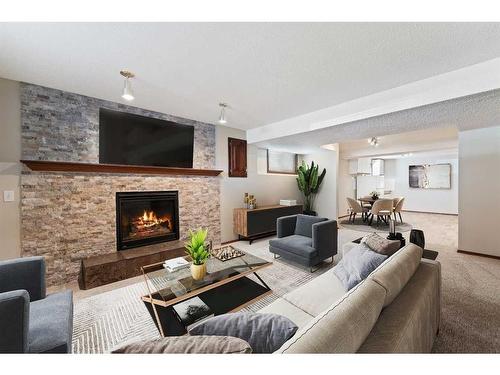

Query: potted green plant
[[185, 228, 210, 280], [296, 160, 326, 216]]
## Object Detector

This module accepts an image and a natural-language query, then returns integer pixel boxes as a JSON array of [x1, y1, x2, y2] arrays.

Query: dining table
[[358, 196, 378, 207]]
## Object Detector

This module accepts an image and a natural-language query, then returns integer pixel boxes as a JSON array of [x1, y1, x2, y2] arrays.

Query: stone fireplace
[[20, 83, 221, 286], [116, 191, 180, 250]]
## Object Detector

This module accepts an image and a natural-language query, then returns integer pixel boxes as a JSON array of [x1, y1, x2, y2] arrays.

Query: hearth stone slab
[[79, 242, 186, 289]]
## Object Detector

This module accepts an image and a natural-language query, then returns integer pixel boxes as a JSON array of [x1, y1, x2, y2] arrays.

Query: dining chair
[[393, 197, 405, 223], [346, 197, 368, 223], [368, 199, 393, 226], [392, 197, 400, 211]]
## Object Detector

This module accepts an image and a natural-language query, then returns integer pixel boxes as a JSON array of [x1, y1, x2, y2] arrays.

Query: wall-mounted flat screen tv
[[99, 108, 194, 168]]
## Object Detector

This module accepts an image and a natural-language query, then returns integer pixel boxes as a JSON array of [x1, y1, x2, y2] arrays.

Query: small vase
[[191, 263, 206, 280]]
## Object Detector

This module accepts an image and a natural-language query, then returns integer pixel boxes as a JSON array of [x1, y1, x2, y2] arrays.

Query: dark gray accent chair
[[269, 214, 337, 272], [0, 256, 73, 353]]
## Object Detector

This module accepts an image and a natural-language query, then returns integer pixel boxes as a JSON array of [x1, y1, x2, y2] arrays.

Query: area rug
[[72, 239, 334, 354], [339, 218, 412, 233]]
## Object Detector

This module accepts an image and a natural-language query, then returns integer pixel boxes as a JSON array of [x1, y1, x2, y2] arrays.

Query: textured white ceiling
[[255, 89, 500, 154], [338, 127, 458, 159], [1, 22, 500, 129]]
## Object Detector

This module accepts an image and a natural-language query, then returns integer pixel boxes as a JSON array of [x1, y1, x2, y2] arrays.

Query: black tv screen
[[99, 108, 194, 168]]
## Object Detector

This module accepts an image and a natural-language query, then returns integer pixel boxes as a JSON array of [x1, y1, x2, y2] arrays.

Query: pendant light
[[120, 70, 135, 101], [218, 103, 228, 124]]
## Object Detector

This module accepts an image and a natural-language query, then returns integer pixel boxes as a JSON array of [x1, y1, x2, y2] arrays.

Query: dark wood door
[[228, 137, 247, 177]]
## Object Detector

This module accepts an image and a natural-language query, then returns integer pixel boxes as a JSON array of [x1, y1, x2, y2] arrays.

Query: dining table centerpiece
[[185, 228, 210, 280], [370, 191, 380, 201]]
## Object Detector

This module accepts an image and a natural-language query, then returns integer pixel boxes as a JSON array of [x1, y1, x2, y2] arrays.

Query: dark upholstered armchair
[[0, 256, 73, 353], [269, 214, 337, 272]]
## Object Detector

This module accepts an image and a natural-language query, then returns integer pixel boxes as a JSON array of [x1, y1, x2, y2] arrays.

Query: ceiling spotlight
[[368, 137, 379, 147], [218, 103, 228, 124], [120, 70, 135, 101]]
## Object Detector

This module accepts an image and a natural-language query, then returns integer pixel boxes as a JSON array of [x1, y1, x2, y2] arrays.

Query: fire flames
[[138, 210, 171, 229]]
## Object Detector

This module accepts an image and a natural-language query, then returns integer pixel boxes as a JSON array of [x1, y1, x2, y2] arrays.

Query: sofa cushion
[[29, 290, 73, 353], [258, 298, 314, 328], [362, 233, 401, 256], [283, 269, 346, 316], [269, 235, 317, 259], [112, 336, 252, 354], [333, 243, 387, 290], [276, 278, 386, 353], [368, 244, 423, 307], [294, 214, 327, 238], [189, 312, 298, 353]]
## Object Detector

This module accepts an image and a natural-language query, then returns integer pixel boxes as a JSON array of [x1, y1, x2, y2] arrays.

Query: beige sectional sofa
[[260, 243, 441, 353]]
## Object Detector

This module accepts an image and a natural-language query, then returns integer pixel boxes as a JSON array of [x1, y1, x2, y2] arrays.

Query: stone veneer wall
[[21, 83, 215, 169], [20, 83, 220, 286]]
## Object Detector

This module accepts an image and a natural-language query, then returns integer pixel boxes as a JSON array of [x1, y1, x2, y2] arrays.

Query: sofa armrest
[[312, 220, 338, 258], [421, 259, 442, 332], [277, 215, 297, 238], [0, 290, 30, 353], [0, 257, 46, 301]]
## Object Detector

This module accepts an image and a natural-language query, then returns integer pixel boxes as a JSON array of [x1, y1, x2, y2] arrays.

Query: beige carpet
[[431, 243, 500, 352]]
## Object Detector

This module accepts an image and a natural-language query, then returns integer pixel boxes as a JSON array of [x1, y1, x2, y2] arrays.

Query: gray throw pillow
[[294, 214, 327, 238], [361, 233, 401, 256], [333, 243, 388, 290], [188, 312, 298, 353], [112, 335, 252, 354]]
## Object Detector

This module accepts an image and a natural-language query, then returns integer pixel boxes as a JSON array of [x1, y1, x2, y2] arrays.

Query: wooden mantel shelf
[[21, 160, 223, 177]]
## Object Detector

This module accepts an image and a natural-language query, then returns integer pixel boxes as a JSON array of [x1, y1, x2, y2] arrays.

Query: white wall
[[215, 126, 301, 242], [0, 78, 21, 260], [302, 149, 339, 220], [384, 155, 458, 214], [459, 126, 500, 257], [337, 159, 355, 217]]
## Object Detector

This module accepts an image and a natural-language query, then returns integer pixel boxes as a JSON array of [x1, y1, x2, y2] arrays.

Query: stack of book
[[163, 257, 190, 272], [173, 296, 214, 331]]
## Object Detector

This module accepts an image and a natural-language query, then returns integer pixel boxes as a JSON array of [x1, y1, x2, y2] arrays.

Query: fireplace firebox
[[116, 191, 179, 251]]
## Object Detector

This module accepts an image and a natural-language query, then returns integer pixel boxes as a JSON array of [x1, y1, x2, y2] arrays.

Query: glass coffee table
[[141, 250, 272, 337]]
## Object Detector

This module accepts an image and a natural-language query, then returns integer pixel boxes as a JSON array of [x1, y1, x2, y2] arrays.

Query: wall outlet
[[3, 190, 15, 202]]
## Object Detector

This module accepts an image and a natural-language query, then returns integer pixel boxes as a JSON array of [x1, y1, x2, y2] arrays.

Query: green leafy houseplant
[[296, 160, 326, 215], [184, 228, 210, 265]]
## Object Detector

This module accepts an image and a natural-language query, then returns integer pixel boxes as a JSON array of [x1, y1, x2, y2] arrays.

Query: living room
[[1, 3, 500, 374]]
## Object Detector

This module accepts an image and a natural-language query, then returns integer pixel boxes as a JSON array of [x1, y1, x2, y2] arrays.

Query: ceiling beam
[[247, 57, 500, 144]]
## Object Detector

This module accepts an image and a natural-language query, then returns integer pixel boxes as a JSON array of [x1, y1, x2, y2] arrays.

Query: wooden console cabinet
[[233, 204, 302, 243]]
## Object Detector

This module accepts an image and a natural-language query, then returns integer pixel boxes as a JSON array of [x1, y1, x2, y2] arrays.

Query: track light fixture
[[120, 70, 135, 101], [218, 103, 228, 124], [368, 137, 380, 147]]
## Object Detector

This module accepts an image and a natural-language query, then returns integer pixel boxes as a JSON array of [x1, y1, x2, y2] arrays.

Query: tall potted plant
[[185, 228, 210, 280], [296, 160, 326, 216]]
